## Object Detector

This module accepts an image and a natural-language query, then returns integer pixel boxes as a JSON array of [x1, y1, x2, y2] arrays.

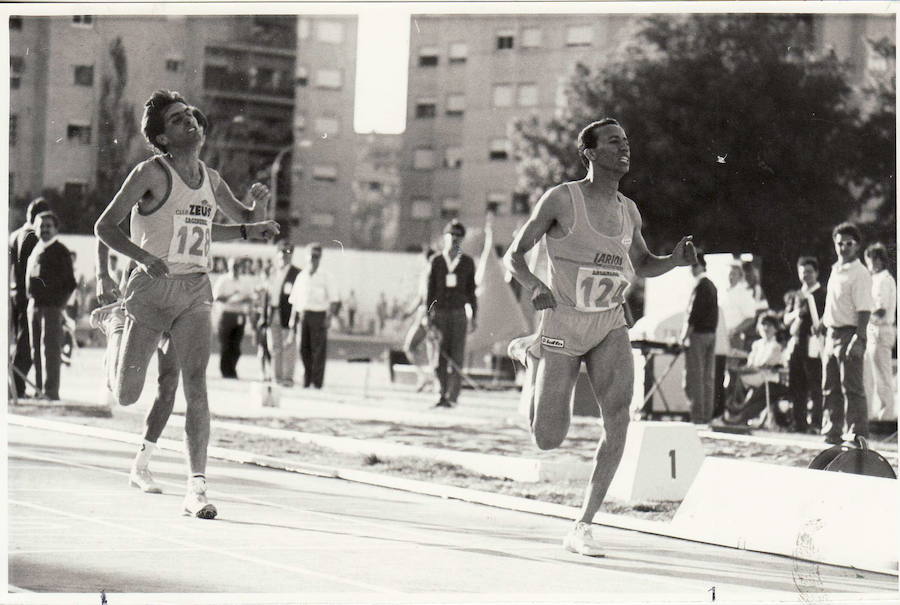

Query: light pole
[[269, 144, 292, 222]]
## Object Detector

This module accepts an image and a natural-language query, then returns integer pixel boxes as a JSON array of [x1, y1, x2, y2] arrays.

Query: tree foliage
[[512, 14, 895, 300]]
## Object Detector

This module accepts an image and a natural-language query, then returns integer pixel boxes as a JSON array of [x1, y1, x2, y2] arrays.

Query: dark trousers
[[789, 345, 823, 432], [300, 311, 328, 388], [684, 332, 716, 423], [217, 311, 245, 378], [823, 327, 868, 440], [713, 354, 727, 419], [11, 298, 33, 396], [434, 308, 468, 403], [27, 302, 64, 399]]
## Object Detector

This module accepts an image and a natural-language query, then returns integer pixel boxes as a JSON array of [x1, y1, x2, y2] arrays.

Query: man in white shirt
[[288, 243, 339, 388], [719, 262, 758, 354], [863, 243, 896, 421], [821, 222, 874, 444], [212, 257, 254, 379]]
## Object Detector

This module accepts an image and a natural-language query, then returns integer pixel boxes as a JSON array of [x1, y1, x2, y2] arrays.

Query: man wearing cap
[[266, 241, 301, 386], [288, 243, 339, 389], [425, 220, 478, 408]]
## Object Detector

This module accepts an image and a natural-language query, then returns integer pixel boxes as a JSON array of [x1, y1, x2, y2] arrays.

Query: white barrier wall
[[670, 458, 899, 573]]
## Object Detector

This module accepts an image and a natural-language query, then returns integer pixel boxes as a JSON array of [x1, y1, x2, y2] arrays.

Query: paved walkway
[[9, 423, 896, 602]]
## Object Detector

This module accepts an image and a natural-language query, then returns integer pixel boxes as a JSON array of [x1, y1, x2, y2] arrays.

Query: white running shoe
[[129, 465, 163, 494], [563, 522, 606, 557], [90, 302, 125, 336], [183, 477, 217, 519]]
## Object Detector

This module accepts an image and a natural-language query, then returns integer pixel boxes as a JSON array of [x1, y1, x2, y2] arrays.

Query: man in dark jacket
[[784, 256, 828, 433], [425, 219, 478, 408], [266, 241, 301, 386], [9, 197, 50, 396], [680, 252, 718, 424], [26, 211, 77, 400]]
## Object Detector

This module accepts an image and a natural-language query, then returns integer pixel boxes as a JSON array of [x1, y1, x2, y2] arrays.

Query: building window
[[310, 212, 335, 227], [444, 146, 463, 169], [72, 15, 94, 27], [566, 25, 593, 46], [411, 199, 433, 219], [368, 181, 383, 192], [521, 27, 542, 48], [496, 31, 514, 50], [67, 123, 92, 144], [492, 84, 513, 108], [295, 65, 308, 87], [64, 181, 88, 202], [298, 18, 310, 39], [314, 117, 340, 136], [486, 192, 507, 215], [315, 68, 342, 89], [448, 42, 468, 64], [445, 94, 465, 117], [312, 164, 338, 181], [418, 46, 439, 67], [518, 83, 538, 107], [441, 198, 462, 219], [512, 192, 531, 215], [10, 55, 24, 90], [317, 21, 344, 43], [10, 16, 23, 30], [165, 58, 183, 73], [415, 100, 436, 119], [489, 138, 509, 161], [10, 114, 17, 146], [413, 148, 435, 170], [73, 65, 94, 87]]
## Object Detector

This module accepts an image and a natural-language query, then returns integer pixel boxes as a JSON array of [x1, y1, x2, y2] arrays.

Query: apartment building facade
[[8, 14, 298, 226], [396, 13, 895, 252], [289, 15, 359, 247]]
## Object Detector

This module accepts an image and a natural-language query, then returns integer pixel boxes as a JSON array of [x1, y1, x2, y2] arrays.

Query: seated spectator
[[719, 313, 790, 428]]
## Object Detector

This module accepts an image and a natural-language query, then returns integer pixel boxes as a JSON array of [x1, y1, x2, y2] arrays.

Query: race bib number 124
[[575, 267, 629, 311]]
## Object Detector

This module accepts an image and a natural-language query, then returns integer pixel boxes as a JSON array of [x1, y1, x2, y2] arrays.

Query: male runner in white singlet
[[95, 91, 279, 518], [504, 119, 696, 556]]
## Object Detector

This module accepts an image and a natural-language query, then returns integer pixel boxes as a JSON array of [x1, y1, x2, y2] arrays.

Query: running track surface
[[7, 424, 897, 603]]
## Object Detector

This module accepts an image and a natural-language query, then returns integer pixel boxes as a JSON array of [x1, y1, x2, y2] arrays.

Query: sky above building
[[354, 10, 411, 134]]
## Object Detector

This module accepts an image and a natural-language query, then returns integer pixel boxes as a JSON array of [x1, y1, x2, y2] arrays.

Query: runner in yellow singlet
[[504, 119, 696, 556]]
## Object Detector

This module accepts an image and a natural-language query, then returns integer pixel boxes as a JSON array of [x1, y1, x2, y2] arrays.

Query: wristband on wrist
[[240, 224, 248, 240]]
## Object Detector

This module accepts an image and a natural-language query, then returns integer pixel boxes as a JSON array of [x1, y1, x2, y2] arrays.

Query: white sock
[[188, 474, 207, 492], [134, 440, 157, 469]]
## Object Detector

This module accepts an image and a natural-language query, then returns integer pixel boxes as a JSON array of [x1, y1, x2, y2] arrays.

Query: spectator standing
[[720, 261, 759, 354], [9, 197, 50, 396], [680, 252, 718, 424], [26, 211, 77, 400], [783, 256, 827, 433], [426, 220, 478, 408], [212, 257, 253, 379], [266, 241, 301, 386], [821, 222, 874, 444], [376, 293, 388, 334], [347, 290, 358, 333], [288, 243, 339, 389], [863, 243, 896, 420]]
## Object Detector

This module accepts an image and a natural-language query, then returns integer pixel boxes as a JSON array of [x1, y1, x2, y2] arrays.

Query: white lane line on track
[[8, 498, 401, 595]]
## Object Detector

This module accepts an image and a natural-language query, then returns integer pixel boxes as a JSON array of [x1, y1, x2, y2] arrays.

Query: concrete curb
[[10, 414, 899, 577]]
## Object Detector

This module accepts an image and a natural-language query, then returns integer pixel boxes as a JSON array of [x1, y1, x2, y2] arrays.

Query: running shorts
[[123, 271, 212, 333], [538, 304, 627, 357]]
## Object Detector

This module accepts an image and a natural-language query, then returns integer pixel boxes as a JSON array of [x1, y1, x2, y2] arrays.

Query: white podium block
[[606, 421, 705, 502], [670, 458, 899, 573], [250, 381, 281, 408]]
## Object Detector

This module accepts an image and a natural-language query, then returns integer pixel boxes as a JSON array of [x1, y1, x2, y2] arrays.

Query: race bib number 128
[[168, 215, 211, 266], [575, 267, 629, 311]]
